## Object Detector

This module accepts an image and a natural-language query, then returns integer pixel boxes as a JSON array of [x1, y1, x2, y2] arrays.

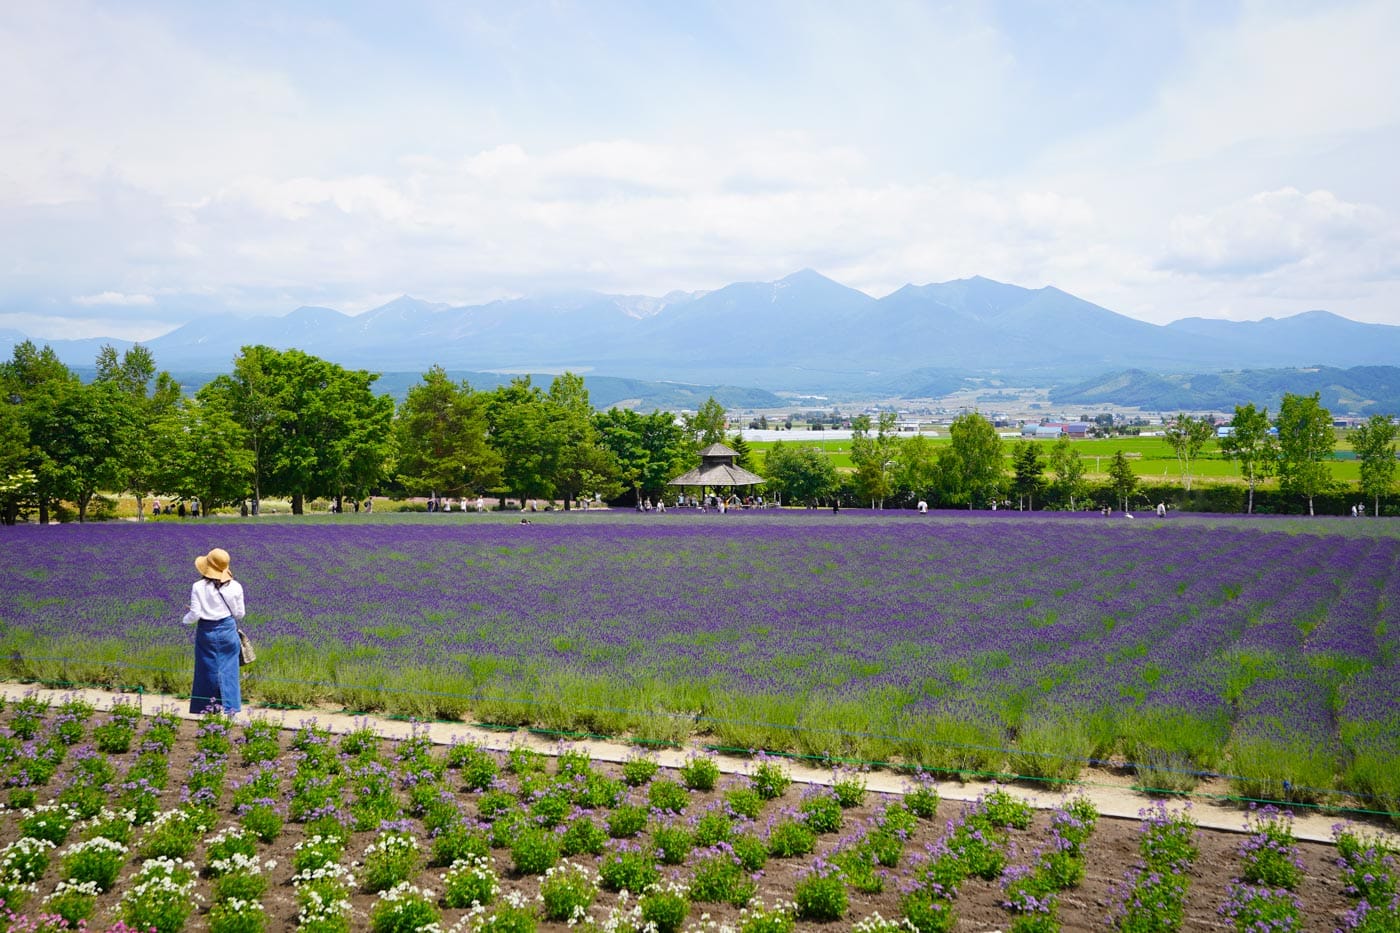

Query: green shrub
[[607, 803, 650, 839], [725, 785, 765, 820], [694, 807, 735, 847], [653, 820, 694, 865], [622, 754, 660, 787], [510, 825, 561, 876], [449, 743, 500, 792], [640, 881, 691, 933], [60, 836, 127, 892], [904, 777, 940, 819], [42, 879, 100, 927], [689, 851, 757, 906], [794, 865, 848, 921], [680, 753, 721, 791], [799, 791, 843, 834], [599, 843, 660, 893], [361, 830, 420, 893], [749, 757, 792, 800], [118, 856, 198, 933], [539, 859, 598, 922], [441, 853, 499, 908], [832, 769, 868, 808], [648, 778, 690, 814], [369, 881, 441, 933], [766, 816, 817, 858], [737, 898, 796, 933]]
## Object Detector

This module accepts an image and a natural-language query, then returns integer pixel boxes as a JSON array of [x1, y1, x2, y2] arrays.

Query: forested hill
[[1049, 365, 1400, 414], [69, 366, 785, 412]]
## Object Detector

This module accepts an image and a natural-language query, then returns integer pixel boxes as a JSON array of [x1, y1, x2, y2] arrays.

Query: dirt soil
[[0, 705, 1374, 933]]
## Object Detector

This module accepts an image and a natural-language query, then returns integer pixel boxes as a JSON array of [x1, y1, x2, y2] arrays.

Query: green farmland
[[750, 433, 1364, 484]]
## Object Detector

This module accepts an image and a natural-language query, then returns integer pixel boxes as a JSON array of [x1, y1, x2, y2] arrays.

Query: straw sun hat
[[195, 547, 233, 582]]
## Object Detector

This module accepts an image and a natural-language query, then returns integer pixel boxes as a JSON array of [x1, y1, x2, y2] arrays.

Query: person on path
[[181, 547, 246, 714]]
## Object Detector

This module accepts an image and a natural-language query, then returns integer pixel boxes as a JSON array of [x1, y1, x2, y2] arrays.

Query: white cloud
[[1162, 188, 1385, 276], [74, 291, 156, 307], [3, 2, 1400, 342]]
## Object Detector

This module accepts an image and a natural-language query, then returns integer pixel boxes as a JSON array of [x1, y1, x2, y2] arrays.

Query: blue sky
[[3, 0, 1399, 340]]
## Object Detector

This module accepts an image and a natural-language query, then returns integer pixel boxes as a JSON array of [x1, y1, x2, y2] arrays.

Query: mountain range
[[7, 270, 1400, 400]]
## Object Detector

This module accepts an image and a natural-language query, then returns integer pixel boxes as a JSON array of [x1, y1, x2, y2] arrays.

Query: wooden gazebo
[[667, 442, 765, 493]]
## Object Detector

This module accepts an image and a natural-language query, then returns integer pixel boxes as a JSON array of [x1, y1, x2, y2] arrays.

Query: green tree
[[200, 347, 393, 513], [486, 376, 553, 506], [1218, 403, 1276, 514], [727, 432, 756, 473], [546, 372, 619, 510], [594, 408, 694, 504], [1011, 440, 1045, 510], [850, 412, 900, 508], [1163, 413, 1215, 493], [893, 434, 940, 504], [151, 399, 255, 510], [394, 366, 502, 497], [95, 344, 181, 521], [1107, 450, 1138, 513], [761, 440, 837, 506], [35, 380, 138, 522], [1276, 392, 1335, 516], [686, 397, 728, 447], [1353, 414, 1398, 517], [1047, 435, 1086, 510], [944, 412, 1003, 508], [198, 346, 278, 513], [1, 341, 80, 523]]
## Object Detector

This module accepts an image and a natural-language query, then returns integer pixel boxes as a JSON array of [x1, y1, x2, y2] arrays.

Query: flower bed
[[0, 698, 1379, 930]]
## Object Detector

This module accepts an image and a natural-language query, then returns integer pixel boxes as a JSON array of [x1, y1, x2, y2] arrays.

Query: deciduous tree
[[594, 408, 694, 504], [686, 396, 728, 447], [151, 398, 255, 510], [761, 440, 837, 506], [1048, 435, 1086, 510], [1163, 413, 1215, 493], [95, 344, 181, 521], [1217, 403, 1275, 514], [1276, 392, 1335, 516], [944, 412, 1003, 508], [1353, 414, 1397, 517], [850, 412, 900, 508]]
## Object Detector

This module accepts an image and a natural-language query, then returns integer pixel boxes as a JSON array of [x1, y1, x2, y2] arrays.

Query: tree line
[[761, 401, 1396, 515], [0, 342, 734, 523], [2, 340, 1396, 523]]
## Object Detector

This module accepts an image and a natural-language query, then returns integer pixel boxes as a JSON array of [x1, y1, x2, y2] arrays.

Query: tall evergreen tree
[[1011, 440, 1045, 510], [1107, 450, 1139, 513], [394, 366, 502, 497]]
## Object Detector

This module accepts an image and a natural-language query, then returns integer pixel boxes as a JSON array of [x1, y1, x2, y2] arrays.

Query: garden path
[[1, 682, 1379, 846]]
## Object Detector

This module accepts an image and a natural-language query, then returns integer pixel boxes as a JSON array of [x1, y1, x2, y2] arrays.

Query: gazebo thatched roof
[[668, 442, 766, 487]]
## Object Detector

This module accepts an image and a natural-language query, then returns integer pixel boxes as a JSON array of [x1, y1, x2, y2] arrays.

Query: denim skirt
[[191, 616, 242, 714]]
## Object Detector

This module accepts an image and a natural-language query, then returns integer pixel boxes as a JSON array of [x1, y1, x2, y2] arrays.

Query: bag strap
[[212, 581, 235, 618]]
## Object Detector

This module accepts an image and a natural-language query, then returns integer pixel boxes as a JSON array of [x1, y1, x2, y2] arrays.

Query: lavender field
[[1, 511, 1396, 814]]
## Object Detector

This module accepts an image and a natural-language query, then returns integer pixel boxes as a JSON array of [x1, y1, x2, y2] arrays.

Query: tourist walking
[[182, 547, 246, 714]]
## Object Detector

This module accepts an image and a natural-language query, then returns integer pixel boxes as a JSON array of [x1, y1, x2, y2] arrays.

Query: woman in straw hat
[[181, 547, 246, 714]]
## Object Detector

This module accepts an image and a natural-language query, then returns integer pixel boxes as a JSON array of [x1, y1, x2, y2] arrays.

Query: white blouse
[[181, 578, 246, 625]]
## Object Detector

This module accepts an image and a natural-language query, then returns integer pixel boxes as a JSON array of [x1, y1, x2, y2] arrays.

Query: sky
[[3, 0, 1399, 341]]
